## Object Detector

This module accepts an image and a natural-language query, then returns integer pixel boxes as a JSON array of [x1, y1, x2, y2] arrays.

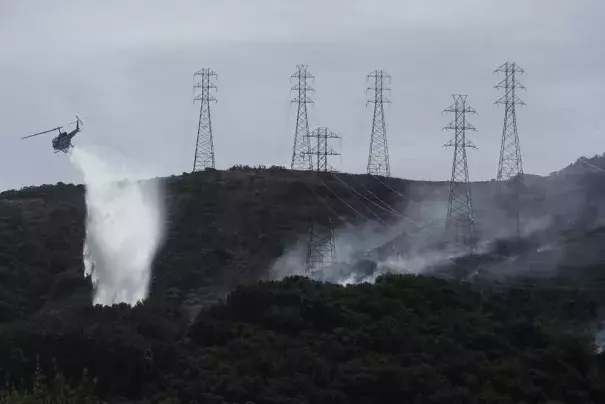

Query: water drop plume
[[69, 146, 165, 306]]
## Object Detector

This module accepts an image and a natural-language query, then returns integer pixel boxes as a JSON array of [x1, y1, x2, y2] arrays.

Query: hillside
[[0, 166, 585, 319], [0, 168, 412, 320], [1, 274, 604, 403], [551, 153, 605, 177], [2, 165, 605, 402]]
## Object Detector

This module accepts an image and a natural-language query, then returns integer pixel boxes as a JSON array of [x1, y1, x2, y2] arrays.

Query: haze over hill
[[0, 152, 603, 312], [0, 152, 605, 401], [2, 0, 605, 401]]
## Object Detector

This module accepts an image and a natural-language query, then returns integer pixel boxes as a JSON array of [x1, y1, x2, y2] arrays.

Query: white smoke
[[69, 146, 165, 306], [595, 327, 605, 353], [377, 249, 457, 275], [268, 209, 501, 287], [268, 218, 444, 285], [267, 236, 307, 280]]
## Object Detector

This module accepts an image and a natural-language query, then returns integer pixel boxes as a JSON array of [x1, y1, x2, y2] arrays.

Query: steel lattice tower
[[443, 94, 478, 247], [305, 220, 336, 274], [495, 62, 526, 236], [192, 68, 218, 171], [366, 69, 392, 177], [290, 65, 315, 170], [304, 127, 341, 172]]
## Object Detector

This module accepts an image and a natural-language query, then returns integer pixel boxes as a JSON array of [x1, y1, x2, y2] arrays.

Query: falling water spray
[[69, 146, 165, 306]]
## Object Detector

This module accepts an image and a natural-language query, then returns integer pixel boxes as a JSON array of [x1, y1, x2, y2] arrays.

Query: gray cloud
[[0, 0, 603, 190]]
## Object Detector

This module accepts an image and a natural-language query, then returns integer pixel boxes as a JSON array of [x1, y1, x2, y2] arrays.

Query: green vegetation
[[0, 364, 103, 404], [0, 275, 604, 402], [0, 170, 605, 402]]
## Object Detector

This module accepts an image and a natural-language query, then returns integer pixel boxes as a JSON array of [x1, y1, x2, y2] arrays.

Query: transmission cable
[[287, 169, 353, 227], [316, 176, 373, 223], [326, 173, 389, 226], [332, 172, 420, 227], [342, 173, 407, 216], [369, 174, 419, 206]]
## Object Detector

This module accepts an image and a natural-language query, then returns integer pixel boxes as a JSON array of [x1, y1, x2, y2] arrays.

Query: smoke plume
[[70, 146, 165, 306]]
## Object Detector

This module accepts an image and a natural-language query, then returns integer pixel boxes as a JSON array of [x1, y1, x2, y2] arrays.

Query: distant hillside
[[1, 163, 605, 401], [0, 163, 603, 320], [551, 153, 605, 177], [0, 168, 416, 321]]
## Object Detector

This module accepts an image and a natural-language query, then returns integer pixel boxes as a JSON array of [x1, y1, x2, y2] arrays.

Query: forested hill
[[2, 273, 605, 403], [1, 165, 605, 402], [0, 167, 414, 320]]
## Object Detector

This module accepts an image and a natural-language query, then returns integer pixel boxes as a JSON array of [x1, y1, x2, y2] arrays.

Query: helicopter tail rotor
[[67, 114, 87, 127]]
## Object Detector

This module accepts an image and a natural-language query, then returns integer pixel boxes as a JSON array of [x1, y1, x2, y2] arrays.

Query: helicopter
[[21, 115, 84, 153]]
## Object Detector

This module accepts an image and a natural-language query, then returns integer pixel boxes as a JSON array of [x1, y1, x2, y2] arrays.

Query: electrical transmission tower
[[303, 126, 340, 272], [290, 65, 315, 171], [443, 94, 478, 248], [495, 62, 526, 237], [366, 69, 392, 177], [305, 220, 336, 274], [304, 127, 341, 172], [192, 68, 218, 171]]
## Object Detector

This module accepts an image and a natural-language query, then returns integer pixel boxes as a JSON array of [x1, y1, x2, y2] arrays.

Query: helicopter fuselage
[[51, 128, 80, 152]]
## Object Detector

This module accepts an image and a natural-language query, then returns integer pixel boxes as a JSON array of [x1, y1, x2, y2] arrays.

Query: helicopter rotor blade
[[21, 127, 62, 139]]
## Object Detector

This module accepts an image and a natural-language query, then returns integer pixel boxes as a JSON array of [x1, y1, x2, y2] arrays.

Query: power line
[[344, 174, 405, 215], [328, 173, 388, 226], [329, 173, 411, 225], [192, 68, 218, 171], [287, 170, 352, 227], [304, 127, 341, 173], [290, 65, 314, 171], [368, 174, 419, 206], [291, 170, 400, 229], [305, 219, 337, 274], [366, 69, 392, 177], [294, 172, 605, 293], [443, 94, 478, 249], [295, 125, 344, 275], [316, 177, 372, 222], [495, 62, 526, 237]]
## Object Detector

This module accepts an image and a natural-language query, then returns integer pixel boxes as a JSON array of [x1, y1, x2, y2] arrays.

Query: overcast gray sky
[[0, 0, 603, 190]]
